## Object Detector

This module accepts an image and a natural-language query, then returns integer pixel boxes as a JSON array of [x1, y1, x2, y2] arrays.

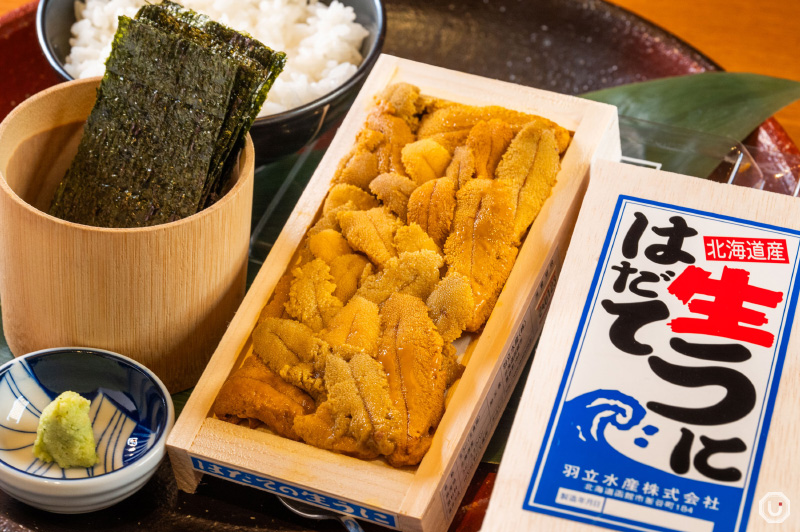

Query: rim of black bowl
[[36, 0, 69, 81], [35, 0, 387, 124]]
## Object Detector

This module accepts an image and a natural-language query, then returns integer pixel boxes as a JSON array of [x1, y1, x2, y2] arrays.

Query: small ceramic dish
[[0, 347, 174, 513]]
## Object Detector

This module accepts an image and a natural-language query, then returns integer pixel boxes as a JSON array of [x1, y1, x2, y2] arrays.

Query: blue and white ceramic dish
[[0, 348, 174, 513]]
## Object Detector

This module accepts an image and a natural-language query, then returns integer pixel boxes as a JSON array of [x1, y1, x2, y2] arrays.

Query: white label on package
[[523, 196, 800, 532]]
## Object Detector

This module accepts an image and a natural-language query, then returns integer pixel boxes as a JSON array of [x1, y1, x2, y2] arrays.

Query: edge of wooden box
[[167, 54, 621, 530]]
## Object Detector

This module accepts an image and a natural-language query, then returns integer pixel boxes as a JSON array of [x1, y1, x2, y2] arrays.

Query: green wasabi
[[33, 391, 99, 469]]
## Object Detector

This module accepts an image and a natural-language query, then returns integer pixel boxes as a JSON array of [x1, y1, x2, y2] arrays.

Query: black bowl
[[36, 0, 386, 164]]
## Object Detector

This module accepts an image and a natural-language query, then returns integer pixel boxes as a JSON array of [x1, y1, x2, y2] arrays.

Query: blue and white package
[[523, 195, 800, 532]]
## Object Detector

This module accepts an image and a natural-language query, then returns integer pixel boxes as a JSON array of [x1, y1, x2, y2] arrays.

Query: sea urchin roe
[[33, 391, 98, 469], [213, 83, 572, 468]]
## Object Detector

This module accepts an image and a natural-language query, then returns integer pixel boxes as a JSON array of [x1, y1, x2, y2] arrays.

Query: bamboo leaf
[[583, 72, 800, 142], [583, 73, 800, 178], [172, 389, 191, 418]]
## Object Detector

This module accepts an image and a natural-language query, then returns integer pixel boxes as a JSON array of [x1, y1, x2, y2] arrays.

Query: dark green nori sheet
[[50, 16, 239, 226], [48, 2, 286, 228], [145, 0, 286, 77], [136, 1, 285, 208]]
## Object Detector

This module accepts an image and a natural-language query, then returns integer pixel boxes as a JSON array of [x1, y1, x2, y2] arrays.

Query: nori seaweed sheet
[[136, 1, 285, 208], [50, 16, 238, 226], [49, 2, 286, 227]]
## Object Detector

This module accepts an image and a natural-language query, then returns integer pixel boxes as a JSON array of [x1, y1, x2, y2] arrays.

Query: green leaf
[[172, 388, 192, 418], [583, 72, 800, 141], [583, 73, 800, 178]]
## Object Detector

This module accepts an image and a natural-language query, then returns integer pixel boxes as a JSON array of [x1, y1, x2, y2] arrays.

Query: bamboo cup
[[0, 78, 255, 392]]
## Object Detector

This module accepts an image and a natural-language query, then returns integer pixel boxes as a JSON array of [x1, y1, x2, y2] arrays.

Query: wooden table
[[3, 0, 799, 144]]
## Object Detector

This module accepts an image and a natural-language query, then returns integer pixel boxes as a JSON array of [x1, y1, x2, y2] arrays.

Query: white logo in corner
[[759, 492, 790, 524]]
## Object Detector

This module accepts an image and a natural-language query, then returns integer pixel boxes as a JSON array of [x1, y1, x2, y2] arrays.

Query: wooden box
[[483, 160, 800, 532], [166, 55, 621, 532]]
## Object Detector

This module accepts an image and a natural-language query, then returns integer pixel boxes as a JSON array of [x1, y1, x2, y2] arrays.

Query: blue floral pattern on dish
[[0, 349, 168, 480]]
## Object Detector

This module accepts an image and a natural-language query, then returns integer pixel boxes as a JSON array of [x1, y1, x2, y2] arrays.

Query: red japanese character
[[667, 265, 783, 348]]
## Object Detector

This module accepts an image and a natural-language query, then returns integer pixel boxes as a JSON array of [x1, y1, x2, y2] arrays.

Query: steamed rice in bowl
[[65, 0, 369, 117]]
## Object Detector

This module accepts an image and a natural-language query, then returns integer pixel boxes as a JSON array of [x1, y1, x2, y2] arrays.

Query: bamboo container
[[0, 78, 255, 393]]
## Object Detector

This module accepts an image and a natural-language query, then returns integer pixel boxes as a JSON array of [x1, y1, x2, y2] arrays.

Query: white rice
[[64, 0, 369, 117]]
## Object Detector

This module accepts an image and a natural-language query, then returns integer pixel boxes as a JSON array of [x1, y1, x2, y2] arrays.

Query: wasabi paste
[[33, 391, 98, 468]]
